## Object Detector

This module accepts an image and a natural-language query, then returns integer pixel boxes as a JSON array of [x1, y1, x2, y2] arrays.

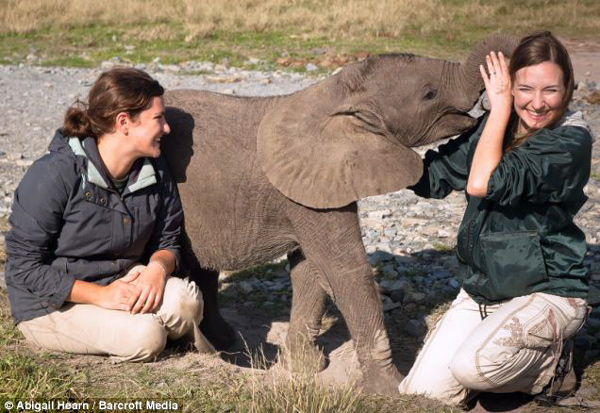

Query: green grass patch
[[0, 24, 469, 72], [432, 243, 456, 254]]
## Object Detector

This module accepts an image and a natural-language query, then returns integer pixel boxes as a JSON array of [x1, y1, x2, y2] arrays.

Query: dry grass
[[244, 343, 361, 413], [1, 0, 599, 41]]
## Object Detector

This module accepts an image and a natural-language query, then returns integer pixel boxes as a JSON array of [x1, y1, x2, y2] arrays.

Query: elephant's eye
[[422, 86, 437, 101]]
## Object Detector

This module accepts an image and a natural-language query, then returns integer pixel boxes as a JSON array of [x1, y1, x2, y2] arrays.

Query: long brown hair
[[506, 31, 574, 150], [63, 67, 164, 138]]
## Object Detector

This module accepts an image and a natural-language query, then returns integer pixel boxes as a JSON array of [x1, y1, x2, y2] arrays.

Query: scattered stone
[[239, 281, 253, 294], [205, 74, 242, 83], [404, 292, 426, 304], [404, 319, 426, 337], [383, 301, 402, 312], [588, 285, 600, 307], [446, 279, 459, 289], [585, 90, 600, 105]]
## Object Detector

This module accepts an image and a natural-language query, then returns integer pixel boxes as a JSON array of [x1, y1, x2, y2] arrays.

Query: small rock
[[383, 279, 411, 292], [368, 251, 393, 266], [381, 264, 398, 278], [577, 81, 589, 92], [162, 64, 181, 73], [404, 319, 426, 337], [245, 57, 261, 65], [448, 279, 460, 289], [585, 90, 600, 105], [576, 386, 598, 398], [239, 281, 253, 294], [383, 301, 402, 312], [390, 289, 405, 303], [205, 74, 242, 84], [404, 292, 426, 303], [437, 229, 451, 238], [383, 228, 397, 238], [588, 285, 600, 307], [305, 63, 319, 72], [214, 64, 227, 73]]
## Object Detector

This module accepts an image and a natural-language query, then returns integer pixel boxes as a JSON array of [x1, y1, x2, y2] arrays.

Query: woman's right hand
[[95, 271, 142, 311]]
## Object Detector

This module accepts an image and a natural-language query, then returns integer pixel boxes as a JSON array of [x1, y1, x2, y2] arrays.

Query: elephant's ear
[[257, 88, 423, 209]]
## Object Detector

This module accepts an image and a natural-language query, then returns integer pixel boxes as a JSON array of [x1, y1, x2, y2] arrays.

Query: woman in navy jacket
[[6, 68, 213, 361]]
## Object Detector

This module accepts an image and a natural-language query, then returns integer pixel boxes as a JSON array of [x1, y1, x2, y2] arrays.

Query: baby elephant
[[161, 34, 518, 394]]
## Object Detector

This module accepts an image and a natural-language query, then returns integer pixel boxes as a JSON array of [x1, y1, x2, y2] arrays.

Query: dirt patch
[[563, 38, 600, 84]]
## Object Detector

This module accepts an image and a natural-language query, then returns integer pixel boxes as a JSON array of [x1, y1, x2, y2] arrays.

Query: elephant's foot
[[358, 363, 404, 395], [282, 334, 328, 373], [200, 314, 237, 350], [354, 329, 403, 395]]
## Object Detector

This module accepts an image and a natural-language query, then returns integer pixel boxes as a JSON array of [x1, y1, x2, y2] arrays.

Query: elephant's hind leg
[[285, 248, 328, 372]]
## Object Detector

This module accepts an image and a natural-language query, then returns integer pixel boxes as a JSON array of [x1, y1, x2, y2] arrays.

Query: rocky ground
[[1, 57, 600, 410]]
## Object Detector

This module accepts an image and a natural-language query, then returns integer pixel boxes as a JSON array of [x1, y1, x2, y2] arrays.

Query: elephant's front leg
[[287, 202, 403, 395], [285, 248, 328, 372]]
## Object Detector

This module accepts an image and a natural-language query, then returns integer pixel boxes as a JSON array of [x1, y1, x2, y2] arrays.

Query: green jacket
[[411, 111, 593, 304]]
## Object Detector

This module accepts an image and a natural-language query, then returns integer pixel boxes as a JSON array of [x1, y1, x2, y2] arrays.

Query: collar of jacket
[[68, 137, 157, 194]]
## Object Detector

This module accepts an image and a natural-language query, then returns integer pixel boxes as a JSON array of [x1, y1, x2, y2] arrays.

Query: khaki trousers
[[398, 289, 588, 405], [18, 270, 214, 362]]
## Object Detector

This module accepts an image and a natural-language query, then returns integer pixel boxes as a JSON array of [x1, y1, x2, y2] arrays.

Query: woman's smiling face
[[128, 96, 170, 158], [512, 61, 565, 134]]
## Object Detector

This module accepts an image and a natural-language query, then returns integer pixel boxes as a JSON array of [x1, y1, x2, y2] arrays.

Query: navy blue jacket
[[5, 130, 183, 323]]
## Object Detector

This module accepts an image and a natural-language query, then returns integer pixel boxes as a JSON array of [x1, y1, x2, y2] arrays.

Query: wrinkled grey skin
[[162, 35, 518, 395]]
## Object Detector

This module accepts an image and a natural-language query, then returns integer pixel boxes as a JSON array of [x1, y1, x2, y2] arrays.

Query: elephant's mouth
[[467, 92, 491, 119], [411, 110, 477, 147]]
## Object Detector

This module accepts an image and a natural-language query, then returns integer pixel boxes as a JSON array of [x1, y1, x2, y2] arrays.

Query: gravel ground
[[1, 60, 600, 405]]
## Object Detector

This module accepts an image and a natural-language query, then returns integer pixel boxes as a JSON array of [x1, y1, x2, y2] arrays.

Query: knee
[[161, 277, 204, 324], [448, 347, 495, 391], [120, 318, 168, 362], [449, 345, 513, 391]]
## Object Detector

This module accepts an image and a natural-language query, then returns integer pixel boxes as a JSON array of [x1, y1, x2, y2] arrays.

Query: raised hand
[[479, 51, 512, 116]]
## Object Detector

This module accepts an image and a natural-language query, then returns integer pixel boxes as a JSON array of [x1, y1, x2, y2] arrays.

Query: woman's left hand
[[128, 261, 167, 314], [479, 51, 512, 115]]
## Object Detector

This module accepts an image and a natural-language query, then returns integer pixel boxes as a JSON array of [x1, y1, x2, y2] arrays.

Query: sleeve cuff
[[46, 273, 76, 309]]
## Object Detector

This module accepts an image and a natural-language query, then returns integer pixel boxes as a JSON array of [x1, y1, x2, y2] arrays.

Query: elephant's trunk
[[456, 34, 520, 109]]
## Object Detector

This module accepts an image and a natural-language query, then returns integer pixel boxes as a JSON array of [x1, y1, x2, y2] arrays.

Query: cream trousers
[[18, 268, 214, 362], [398, 289, 588, 405]]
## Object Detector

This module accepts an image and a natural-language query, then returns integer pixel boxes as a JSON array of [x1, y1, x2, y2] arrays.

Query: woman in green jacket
[[398, 31, 593, 406]]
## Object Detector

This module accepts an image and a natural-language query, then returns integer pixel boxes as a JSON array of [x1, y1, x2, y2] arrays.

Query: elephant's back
[[163, 90, 297, 270]]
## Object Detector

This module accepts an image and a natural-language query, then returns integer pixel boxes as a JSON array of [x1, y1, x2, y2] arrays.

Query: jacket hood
[[48, 129, 75, 155]]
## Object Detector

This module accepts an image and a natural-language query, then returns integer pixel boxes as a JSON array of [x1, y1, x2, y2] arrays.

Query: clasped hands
[[99, 262, 167, 314]]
